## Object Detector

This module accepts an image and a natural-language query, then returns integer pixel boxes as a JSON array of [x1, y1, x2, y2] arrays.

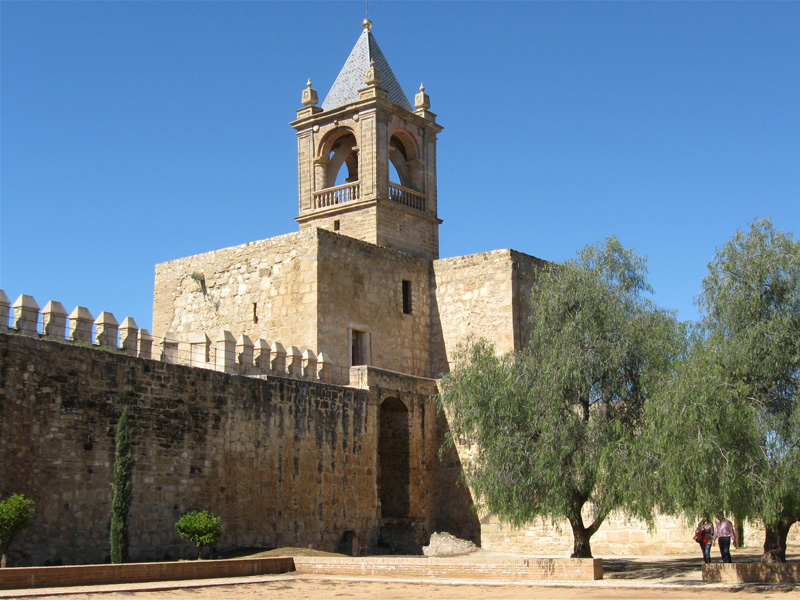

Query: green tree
[[643, 219, 800, 563], [110, 406, 134, 564], [175, 510, 222, 559], [0, 493, 35, 568], [439, 237, 681, 558]]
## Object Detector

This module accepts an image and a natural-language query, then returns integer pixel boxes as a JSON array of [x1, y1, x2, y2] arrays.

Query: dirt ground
[[4, 550, 798, 600], [8, 577, 798, 600]]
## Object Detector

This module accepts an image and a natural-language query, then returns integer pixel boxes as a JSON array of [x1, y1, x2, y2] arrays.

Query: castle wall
[[430, 249, 546, 377], [0, 332, 380, 566], [315, 229, 431, 378], [349, 367, 449, 548], [152, 230, 319, 349], [480, 512, 800, 556], [510, 250, 549, 350]]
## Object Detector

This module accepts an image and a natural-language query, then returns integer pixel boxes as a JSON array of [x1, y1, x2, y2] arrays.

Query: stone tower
[[291, 21, 443, 260]]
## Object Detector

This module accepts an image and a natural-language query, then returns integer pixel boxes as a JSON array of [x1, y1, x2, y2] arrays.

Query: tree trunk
[[1, 551, 6, 569], [761, 516, 796, 564], [569, 521, 593, 558], [568, 510, 606, 558]]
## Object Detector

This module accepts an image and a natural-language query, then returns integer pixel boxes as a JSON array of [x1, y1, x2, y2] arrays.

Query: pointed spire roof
[[321, 26, 412, 112]]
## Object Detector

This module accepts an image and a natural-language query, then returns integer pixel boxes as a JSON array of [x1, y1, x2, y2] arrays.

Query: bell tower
[[291, 21, 443, 260]]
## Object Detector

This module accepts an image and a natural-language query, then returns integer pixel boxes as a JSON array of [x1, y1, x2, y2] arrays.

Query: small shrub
[[175, 510, 221, 559], [0, 493, 35, 568]]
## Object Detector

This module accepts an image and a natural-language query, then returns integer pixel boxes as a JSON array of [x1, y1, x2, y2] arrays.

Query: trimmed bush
[[0, 493, 35, 568], [175, 510, 221, 559]]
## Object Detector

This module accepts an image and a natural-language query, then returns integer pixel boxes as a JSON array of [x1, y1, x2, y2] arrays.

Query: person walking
[[714, 513, 736, 563], [694, 515, 714, 564]]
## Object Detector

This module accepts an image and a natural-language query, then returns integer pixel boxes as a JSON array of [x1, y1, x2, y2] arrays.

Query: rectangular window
[[333, 220, 340, 231], [351, 329, 371, 366], [402, 280, 412, 315]]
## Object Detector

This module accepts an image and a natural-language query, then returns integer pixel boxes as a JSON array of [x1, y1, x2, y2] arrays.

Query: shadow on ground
[[604, 555, 703, 583], [605, 550, 799, 584]]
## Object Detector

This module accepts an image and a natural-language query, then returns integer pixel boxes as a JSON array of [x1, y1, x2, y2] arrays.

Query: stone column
[[357, 109, 378, 201], [188, 332, 210, 367], [138, 329, 153, 359], [317, 351, 330, 383], [314, 158, 330, 198], [13, 294, 40, 336], [42, 301, 68, 339], [287, 346, 303, 377], [254, 339, 271, 373], [119, 317, 139, 356], [297, 129, 315, 213], [271, 342, 286, 375], [161, 332, 179, 364], [0, 290, 10, 332], [302, 349, 317, 380], [94, 312, 119, 349], [69, 307, 94, 343], [237, 334, 254, 374], [215, 330, 236, 373]]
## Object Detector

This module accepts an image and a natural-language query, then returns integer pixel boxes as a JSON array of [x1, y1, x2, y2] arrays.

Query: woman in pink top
[[714, 513, 736, 563]]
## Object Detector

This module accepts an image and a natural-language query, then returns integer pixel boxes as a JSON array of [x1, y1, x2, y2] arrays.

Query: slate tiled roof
[[321, 28, 412, 112]]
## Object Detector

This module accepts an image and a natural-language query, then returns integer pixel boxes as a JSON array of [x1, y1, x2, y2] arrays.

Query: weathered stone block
[[12, 294, 40, 336], [69, 306, 94, 343], [94, 311, 119, 348], [42, 301, 68, 339]]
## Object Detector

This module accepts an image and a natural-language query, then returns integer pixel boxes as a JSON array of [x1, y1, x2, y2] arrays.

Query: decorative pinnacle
[[363, 18, 372, 30], [364, 58, 382, 86], [301, 79, 319, 107], [414, 82, 430, 110]]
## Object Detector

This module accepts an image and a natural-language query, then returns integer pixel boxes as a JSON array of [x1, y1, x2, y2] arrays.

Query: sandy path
[[3, 551, 797, 600], [8, 577, 797, 600]]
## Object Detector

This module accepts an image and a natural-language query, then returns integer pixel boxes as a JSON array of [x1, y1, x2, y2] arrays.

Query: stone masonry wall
[[350, 367, 451, 547], [299, 205, 380, 248], [152, 230, 319, 349], [316, 229, 431, 378], [480, 512, 800, 557], [375, 202, 439, 261], [510, 250, 550, 350], [431, 250, 541, 377], [0, 332, 379, 566]]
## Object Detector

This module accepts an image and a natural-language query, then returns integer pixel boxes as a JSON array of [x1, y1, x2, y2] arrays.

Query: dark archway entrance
[[378, 397, 410, 518]]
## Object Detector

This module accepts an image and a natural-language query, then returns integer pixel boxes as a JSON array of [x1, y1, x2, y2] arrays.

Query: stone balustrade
[[313, 181, 360, 209], [389, 182, 427, 211], [0, 289, 345, 385]]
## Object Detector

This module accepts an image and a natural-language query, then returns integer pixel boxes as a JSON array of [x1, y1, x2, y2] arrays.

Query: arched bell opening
[[316, 128, 360, 192], [389, 136, 411, 188], [327, 133, 359, 187], [388, 131, 426, 211], [378, 397, 410, 519]]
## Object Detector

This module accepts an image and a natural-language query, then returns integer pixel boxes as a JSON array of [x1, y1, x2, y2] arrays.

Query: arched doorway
[[378, 397, 410, 518]]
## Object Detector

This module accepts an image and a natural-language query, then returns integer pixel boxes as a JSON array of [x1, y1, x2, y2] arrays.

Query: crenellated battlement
[[0, 290, 349, 385]]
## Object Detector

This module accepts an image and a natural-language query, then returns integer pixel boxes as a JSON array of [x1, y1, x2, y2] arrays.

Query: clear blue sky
[[2, 1, 799, 332]]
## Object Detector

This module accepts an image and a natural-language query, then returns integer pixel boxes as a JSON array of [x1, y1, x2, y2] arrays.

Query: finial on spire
[[363, 18, 372, 30], [364, 58, 382, 86], [415, 82, 430, 110], [301, 79, 319, 107]]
